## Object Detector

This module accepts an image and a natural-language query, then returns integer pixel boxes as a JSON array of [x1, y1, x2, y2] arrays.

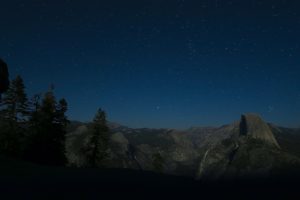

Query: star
[[268, 106, 275, 113]]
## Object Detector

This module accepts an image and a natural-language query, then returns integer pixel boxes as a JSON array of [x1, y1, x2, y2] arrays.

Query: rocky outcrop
[[106, 132, 141, 169], [239, 113, 280, 148], [196, 114, 299, 180]]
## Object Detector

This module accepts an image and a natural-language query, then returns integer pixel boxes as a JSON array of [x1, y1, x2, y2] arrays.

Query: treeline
[[0, 75, 68, 165], [0, 75, 110, 167]]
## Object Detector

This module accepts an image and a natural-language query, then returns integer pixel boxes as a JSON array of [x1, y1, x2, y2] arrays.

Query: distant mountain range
[[66, 113, 300, 180]]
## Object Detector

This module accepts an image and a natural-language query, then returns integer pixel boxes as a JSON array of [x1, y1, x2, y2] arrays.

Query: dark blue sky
[[1, 0, 300, 128]]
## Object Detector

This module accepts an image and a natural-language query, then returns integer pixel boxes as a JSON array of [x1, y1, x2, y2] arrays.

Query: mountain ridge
[[66, 113, 300, 180]]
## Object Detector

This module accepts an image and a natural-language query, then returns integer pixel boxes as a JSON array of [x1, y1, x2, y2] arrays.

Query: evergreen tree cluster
[[0, 74, 111, 167], [0, 75, 69, 165]]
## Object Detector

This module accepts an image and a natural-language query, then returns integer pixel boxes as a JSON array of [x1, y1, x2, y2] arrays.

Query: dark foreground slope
[[0, 156, 299, 200], [1, 114, 300, 199]]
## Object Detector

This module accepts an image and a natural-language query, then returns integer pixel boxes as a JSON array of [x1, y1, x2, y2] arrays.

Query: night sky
[[1, 0, 300, 129]]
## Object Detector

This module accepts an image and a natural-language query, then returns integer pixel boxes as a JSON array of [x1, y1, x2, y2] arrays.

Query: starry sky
[[1, 0, 300, 129]]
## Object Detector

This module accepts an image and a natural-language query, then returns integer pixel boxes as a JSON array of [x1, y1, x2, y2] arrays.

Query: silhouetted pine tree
[[27, 94, 41, 126], [53, 98, 69, 163], [85, 108, 110, 167], [26, 89, 69, 165], [152, 152, 164, 173], [0, 75, 28, 121], [0, 75, 29, 156]]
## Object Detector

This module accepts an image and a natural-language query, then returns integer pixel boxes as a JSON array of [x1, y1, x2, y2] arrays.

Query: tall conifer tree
[[85, 108, 110, 167], [0, 75, 28, 156]]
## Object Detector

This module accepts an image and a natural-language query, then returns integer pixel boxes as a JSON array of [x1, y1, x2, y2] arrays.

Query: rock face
[[196, 114, 299, 180], [66, 114, 300, 180], [240, 113, 280, 148]]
